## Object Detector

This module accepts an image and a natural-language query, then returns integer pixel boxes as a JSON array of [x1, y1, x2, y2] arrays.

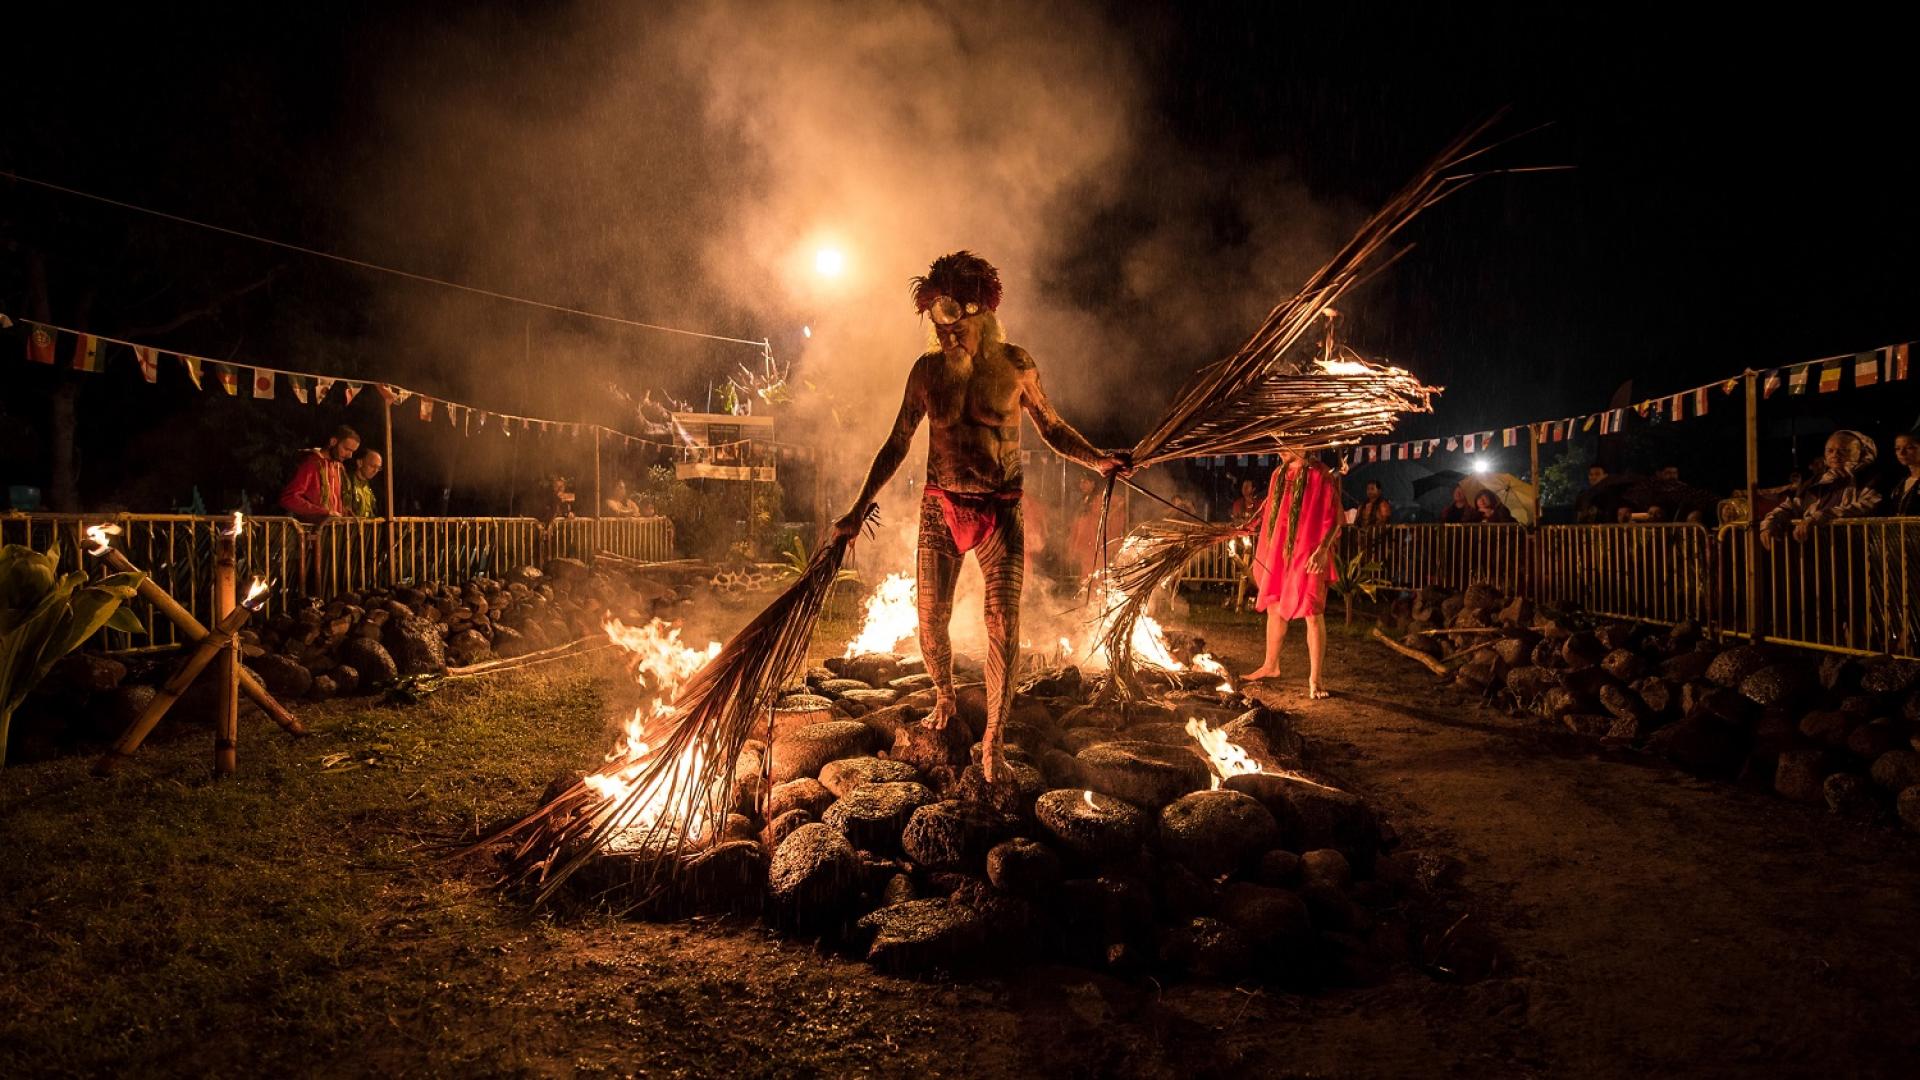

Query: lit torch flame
[[85, 523, 122, 556], [242, 578, 271, 609], [844, 572, 918, 658], [227, 511, 246, 537]]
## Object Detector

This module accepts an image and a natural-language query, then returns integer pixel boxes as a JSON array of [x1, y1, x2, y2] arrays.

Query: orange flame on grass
[[580, 617, 725, 850], [844, 572, 918, 658], [85, 523, 122, 556]]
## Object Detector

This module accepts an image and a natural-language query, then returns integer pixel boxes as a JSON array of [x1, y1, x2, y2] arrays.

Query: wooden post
[[97, 546, 303, 735], [94, 601, 257, 775], [592, 426, 603, 556], [1528, 423, 1542, 524], [383, 398, 397, 588], [1744, 369, 1761, 643], [213, 530, 239, 776]]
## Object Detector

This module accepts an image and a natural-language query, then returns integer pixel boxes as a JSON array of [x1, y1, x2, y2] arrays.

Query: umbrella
[[1461, 472, 1538, 525], [1410, 469, 1467, 500]]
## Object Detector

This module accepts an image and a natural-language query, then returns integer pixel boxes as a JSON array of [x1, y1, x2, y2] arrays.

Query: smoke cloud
[[341, 0, 1345, 519]]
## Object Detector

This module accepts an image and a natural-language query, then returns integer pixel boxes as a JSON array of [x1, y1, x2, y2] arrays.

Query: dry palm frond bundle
[[1097, 516, 1245, 699], [481, 510, 876, 905], [1126, 113, 1549, 470]]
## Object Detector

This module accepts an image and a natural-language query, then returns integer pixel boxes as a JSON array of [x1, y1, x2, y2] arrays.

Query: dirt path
[[1234, 629, 1920, 1079]]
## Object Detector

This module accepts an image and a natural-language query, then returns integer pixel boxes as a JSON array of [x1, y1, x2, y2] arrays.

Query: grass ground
[[7, 600, 1917, 1077]]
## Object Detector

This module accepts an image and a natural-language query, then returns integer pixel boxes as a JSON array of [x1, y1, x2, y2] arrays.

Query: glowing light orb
[[801, 325, 813, 339], [814, 247, 846, 277], [1472, 458, 1492, 474]]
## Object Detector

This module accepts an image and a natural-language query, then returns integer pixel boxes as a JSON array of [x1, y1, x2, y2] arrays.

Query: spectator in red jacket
[[280, 425, 360, 522]]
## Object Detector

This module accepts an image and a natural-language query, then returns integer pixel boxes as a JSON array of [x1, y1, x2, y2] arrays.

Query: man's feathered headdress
[[909, 250, 1004, 315]]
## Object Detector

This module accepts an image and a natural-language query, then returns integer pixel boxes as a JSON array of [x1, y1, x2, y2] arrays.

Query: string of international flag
[[9, 315, 818, 464], [1336, 342, 1911, 467]]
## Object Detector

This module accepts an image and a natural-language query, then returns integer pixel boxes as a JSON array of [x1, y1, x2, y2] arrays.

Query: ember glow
[[582, 618, 725, 850], [844, 572, 918, 658], [1191, 652, 1233, 693], [1186, 717, 1261, 789], [84, 523, 122, 556]]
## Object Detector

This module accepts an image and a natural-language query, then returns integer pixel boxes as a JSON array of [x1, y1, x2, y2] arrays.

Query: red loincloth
[[925, 485, 1022, 554]]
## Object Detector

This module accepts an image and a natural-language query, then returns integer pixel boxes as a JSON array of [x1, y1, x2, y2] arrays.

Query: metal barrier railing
[[1721, 518, 1918, 656], [1354, 523, 1531, 595], [1, 512, 303, 650], [1534, 523, 1715, 627], [4, 511, 677, 651]]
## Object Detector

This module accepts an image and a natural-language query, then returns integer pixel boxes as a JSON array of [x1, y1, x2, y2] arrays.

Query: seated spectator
[[1575, 464, 1630, 523], [1229, 478, 1260, 521], [279, 425, 358, 522], [535, 474, 577, 523], [1473, 491, 1515, 524], [1882, 432, 1920, 516], [1357, 480, 1392, 526], [1440, 485, 1475, 524], [344, 450, 383, 518], [604, 479, 642, 517], [1760, 430, 1881, 548]]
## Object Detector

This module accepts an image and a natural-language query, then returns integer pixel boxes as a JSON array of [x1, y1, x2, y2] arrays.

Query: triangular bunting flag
[[1503, 428, 1517, 448], [179, 355, 204, 390], [1788, 364, 1810, 394], [314, 377, 333, 403], [213, 363, 240, 395], [1693, 386, 1709, 416], [1762, 369, 1783, 398], [132, 345, 159, 383], [251, 368, 276, 398], [1584, 414, 1598, 433], [342, 382, 363, 404], [1669, 395, 1683, 422], [378, 384, 411, 405], [287, 374, 309, 403], [419, 397, 435, 421], [1720, 378, 1738, 394], [1445, 437, 1459, 451], [26, 322, 56, 364], [71, 333, 104, 373], [1853, 351, 1878, 388]]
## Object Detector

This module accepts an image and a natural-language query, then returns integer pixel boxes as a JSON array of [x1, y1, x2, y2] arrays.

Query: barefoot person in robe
[[834, 252, 1129, 779], [1241, 447, 1342, 697]]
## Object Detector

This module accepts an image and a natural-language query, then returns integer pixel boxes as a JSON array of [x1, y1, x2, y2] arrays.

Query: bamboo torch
[[84, 524, 304, 735], [213, 513, 242, 776], [94, 576, 271, 776]]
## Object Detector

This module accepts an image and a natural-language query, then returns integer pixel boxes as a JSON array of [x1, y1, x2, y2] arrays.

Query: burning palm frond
[[1126, 113, 1548, 469], [484, 508, 877, 904], [1097, 517, 1245, 700]]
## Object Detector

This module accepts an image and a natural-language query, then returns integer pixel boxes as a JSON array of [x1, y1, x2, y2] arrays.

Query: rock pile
[[1385, 585, 1920, 834], [571, 652, 1446, 985]]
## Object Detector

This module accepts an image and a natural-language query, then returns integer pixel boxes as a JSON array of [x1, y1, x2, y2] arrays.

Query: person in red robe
[[1241, 448, 1342, 697]]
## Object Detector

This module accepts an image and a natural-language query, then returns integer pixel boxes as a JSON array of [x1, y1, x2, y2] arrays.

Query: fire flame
[[1082, 789, 1098, 809], [228, 511, 246, 537], [1185, 717, 1261, 790], [581, 618, 725, 849], [844, 572, 918, 658], [242, 578, 271, 609], [84, 523, 122, 556]]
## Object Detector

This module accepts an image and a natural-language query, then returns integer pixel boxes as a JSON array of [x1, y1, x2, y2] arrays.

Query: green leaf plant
[[0, 543, 146, 764]]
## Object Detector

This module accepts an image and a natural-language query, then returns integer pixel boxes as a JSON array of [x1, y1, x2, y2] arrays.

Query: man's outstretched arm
[[835, 363, 927, 538], [1017, 352, 1129, 476]]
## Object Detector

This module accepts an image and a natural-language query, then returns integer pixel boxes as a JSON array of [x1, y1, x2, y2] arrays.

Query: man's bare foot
[[980, 726, 1003, 783], [1243, 665, 1281, 681], [927, 694, 957, 730], [1307, 681, 1331, 699]]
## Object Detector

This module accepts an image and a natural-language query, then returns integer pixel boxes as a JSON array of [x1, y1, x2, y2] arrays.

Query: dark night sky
[[2, 2, 1915, 510]]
